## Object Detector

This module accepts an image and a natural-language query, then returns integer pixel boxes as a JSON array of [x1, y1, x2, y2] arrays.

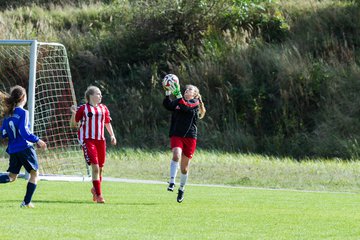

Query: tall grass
[[103, 148, 360, 192], [1, 147, 360, 192]]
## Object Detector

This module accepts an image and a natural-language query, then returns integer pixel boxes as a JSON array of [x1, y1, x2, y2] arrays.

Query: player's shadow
[[31, 200, 95, 205], [0, 199, 160, 206], [0, 199, 92, 205], [6, 200, 159, 206], [38, 200, 160, 206]]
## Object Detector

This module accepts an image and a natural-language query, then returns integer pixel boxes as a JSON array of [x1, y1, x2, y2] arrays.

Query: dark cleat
[[167, 183, 175, 192], [177, 189, 184, 203]]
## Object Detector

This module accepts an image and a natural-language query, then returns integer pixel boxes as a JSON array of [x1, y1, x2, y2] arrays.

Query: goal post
[[0, 40, 87, 177]]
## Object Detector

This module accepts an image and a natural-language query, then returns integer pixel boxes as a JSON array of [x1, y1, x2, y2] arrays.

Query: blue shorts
[[7, 147, 39, 174]]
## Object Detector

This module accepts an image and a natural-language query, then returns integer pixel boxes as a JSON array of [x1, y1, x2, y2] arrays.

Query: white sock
[[169, 160, 179, 184], [179, 173, 188, 191]]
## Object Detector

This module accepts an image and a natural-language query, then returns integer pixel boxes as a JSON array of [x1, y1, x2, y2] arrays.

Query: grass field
[[106, 148, 360, 193], [0, 180, 360, 239], [2, 148, 360, 192], [1, 148, 360, 239]]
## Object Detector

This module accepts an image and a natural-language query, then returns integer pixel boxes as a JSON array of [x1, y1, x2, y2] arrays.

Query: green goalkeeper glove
[[170, 82, 182, 99]]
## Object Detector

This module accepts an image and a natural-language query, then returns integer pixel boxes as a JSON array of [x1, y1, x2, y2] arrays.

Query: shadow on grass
[[0, 199, 160, 206], [0, 199, 91, 205], [0, 199, 161, 209]]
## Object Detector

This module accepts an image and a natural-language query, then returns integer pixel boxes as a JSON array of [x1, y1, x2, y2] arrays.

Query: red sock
[[92, 180, 102, 196]]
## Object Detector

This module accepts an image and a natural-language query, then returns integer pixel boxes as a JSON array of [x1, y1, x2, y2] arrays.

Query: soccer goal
[[0, 40, 87, 178]]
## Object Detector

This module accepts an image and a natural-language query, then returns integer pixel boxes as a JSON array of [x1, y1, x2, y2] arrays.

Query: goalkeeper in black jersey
[[163, 80, 206, 203]]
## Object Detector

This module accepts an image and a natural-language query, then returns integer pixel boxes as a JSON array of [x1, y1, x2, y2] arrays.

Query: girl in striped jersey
[[70, 86, 116, 203]]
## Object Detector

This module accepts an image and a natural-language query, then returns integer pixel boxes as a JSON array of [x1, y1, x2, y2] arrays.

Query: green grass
[[1, 147, 360, 239], [104, 148, 360, 193], [2, 148, 360, 192], [0, 180, 359, 239]]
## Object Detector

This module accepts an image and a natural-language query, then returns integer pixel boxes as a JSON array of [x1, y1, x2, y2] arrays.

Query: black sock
[[24, 182, 37, 204]]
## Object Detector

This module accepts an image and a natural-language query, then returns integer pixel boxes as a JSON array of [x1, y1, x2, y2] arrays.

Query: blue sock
[[24, 182, 37, 204], [0, 175, 10, 183]]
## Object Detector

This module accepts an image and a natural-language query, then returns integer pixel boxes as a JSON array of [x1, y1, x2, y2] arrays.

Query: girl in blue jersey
[[0, 85, 47, 208]]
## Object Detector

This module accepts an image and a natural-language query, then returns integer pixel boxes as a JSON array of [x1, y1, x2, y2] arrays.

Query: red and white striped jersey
[[75, 103, 111, 143]]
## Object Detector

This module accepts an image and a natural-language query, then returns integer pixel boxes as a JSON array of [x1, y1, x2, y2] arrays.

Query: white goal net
[[0, 40, 86, 177]]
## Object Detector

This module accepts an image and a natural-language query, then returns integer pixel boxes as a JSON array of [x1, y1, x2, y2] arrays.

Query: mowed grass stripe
[[0, 180, 359, 239]]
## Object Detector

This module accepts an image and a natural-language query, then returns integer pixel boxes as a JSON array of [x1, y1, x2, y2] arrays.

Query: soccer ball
[[162, 74, 179, 91]]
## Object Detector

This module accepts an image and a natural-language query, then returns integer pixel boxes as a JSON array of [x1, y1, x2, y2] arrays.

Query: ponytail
[[0, 91, 8, 117], [196, 93, 206, 119], [184, 84, 206, 119]]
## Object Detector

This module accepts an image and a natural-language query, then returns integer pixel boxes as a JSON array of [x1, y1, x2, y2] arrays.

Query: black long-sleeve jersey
[[163, 96, 200, 139]]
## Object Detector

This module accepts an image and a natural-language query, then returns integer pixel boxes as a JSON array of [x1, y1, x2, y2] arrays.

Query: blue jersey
[[0, 107, 39, 154]]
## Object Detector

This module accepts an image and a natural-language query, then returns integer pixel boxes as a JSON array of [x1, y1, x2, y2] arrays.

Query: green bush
[[1, 0, 360, 158]]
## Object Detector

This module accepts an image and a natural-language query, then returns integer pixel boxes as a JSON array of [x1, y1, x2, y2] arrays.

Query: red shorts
[[82, 139, 106, 167], [170, 136, 197, 159]]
